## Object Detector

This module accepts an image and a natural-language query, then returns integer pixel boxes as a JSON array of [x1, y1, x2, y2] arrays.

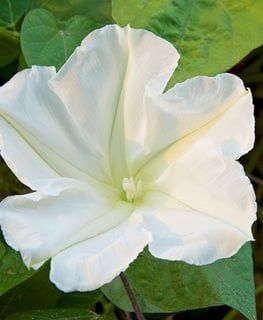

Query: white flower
[[0, 25, 256, 292]]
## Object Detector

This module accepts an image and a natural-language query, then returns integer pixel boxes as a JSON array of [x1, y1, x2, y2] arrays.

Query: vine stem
[[120, 272, 146, 320]]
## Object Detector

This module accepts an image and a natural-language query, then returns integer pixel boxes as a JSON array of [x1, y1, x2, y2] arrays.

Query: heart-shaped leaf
[[102, 244, 256, 320], [21, 9, 97, 70]]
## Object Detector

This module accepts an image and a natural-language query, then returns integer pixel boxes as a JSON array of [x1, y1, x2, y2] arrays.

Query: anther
[[122, 177, 143, 202]]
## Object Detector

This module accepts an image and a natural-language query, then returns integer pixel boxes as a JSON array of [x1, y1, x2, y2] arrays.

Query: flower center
[[122, 177, 143, 202]]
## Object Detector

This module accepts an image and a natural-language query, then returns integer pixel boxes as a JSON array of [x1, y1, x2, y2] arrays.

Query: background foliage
[[0, 0, 262, 319]]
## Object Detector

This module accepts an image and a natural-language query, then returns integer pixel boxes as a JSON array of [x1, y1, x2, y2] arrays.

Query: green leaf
[[0, 0, 29, 27], [0, 241, 5, 260], [0, 264, 61, 319], [0, 159, 29, 199], [56, 290, 104, 309], [21, 9, 97, 70], [0, 28, 20, 67], [102, 244, 256, 320], [30, 0, 113, 23], [0, 244, 34, 296], [17, 53, 27, 71], [5, 309, 100, 320], [56, 292, 117, 319], [112, 0, 263, 85]]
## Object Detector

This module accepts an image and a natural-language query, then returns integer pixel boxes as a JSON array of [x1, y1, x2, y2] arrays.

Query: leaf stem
[[0, 27, 20, 39], [248, 173, 263, 186], [120, 272, 145, 320]]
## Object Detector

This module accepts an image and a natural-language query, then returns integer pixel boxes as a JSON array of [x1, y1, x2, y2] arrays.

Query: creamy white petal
[[50, 24, 179, 185], [138, 138, 256, 264], [138, 191, 252, 265], [133, 73, 254, 176], [0, 66, 110, 189], [0, 178, 133, 269], [50, 213, 152, 292], [0, 116, 58, 186]]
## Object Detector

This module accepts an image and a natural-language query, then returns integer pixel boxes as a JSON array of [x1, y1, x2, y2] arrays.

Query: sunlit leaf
[[30, 0, 113, 23], [112, 0, 263, 85]]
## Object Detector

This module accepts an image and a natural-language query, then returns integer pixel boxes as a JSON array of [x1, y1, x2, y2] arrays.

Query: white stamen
[[122, 177, 143, 202]]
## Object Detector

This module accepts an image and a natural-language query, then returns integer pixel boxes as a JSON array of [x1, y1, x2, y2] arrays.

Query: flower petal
[[0, 66, 110, 189], [49, 24, 179, 184], [50, 213, 151, 292], [133, 73, 254, 176], [139, 192, 253, 265], [139, 138, 256, 265], [0, 178, 132, 269]]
